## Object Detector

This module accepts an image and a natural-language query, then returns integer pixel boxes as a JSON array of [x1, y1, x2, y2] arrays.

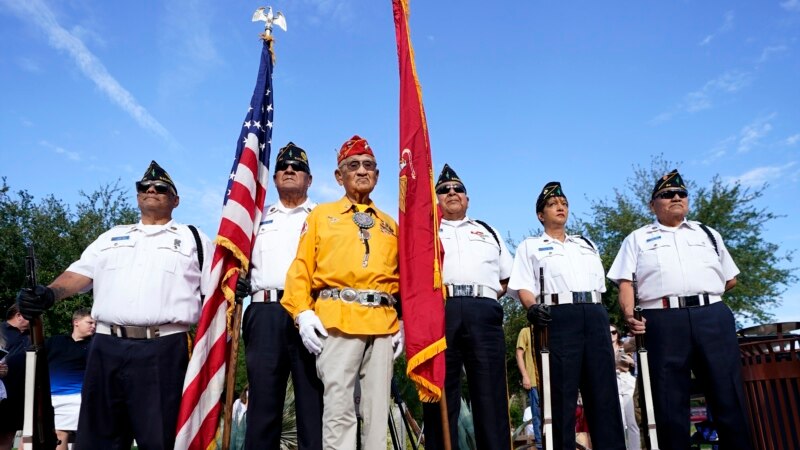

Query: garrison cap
[[337, 135, 374, 165], [138, 160, 177, 194], [276, 142, 310, 172], [536, 181, 566, 213], [435, 164, 465, 190], [652, 169, 686, 199]]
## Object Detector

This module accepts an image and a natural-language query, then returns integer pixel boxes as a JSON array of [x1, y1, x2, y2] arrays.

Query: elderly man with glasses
[[281, 135, 402, 450], [607, 169, 753, 450], [422, 164, 513, 450], [16, 161, 211, 450], [235, 143, 323, 450]]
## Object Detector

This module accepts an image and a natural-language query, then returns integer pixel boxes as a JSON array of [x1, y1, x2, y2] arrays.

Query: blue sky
[[1, 0, 798, 324]]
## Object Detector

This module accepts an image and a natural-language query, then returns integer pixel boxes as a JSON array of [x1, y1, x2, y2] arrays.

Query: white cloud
[[783, 134, 800, 146], [699, 11, 734, 46], [1, 0, 177, 147], [39, 140, 81, 161], [738, 114, 775, 153], [781, 0, 800, 12], [758, 45, 788, 63], [699, 135, 736, 165], [724, 162, 797, 187], [689, 71, 752, 112]]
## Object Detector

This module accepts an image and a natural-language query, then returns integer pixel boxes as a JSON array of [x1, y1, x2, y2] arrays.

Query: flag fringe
[[214, 236, 250, 335], [406, 336, 447, 401]]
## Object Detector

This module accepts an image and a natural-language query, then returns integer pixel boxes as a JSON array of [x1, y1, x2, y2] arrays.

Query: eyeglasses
[[341, 159, 377, 172], [136, 181, 173, 195], [654, 189, 688, 200], [610, 329, 618, 335], [275, 160, 309, 173], [436, 184, 467, 195]]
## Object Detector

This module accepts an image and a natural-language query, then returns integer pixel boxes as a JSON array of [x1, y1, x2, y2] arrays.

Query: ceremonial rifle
[[538, 267, 553, 450], [632, 273, 659, 450], [21, 244, 59, 450]]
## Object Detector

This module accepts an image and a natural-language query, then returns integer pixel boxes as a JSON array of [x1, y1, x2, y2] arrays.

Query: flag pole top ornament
[[252, 6, 287, 37]]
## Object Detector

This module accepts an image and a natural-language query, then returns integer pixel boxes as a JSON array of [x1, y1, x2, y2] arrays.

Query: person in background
[[0, 304, 30, 450], [47, 308, 95, 450]]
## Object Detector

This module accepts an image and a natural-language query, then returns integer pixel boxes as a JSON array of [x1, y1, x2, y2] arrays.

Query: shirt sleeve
[[281, 209, 319, 320], [607, 233, 637, 284], [508, 240, 537, 293], [198, 229, 214, 297], [711, 227, 740, 281], [65, 234, 103, 292]]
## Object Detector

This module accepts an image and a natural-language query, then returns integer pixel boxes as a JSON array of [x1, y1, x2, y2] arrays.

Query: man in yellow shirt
[[282, 135, 403, 450], [516, 326, 542, 448]]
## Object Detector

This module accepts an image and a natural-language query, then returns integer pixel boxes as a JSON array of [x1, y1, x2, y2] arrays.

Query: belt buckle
[[682, 295, 701, 308], [454, 285, 473, 297], [362, 291, 379, 305], [573, 292, 589, 303], [340, 288, 358, 302]]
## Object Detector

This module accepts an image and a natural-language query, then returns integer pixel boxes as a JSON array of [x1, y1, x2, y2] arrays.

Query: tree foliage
[[0, 178, 138, 336]]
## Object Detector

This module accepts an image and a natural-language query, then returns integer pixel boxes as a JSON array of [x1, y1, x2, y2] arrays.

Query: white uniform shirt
[[508, 233, 607, 296], [67, 220, 212, 326], [607, 220, 739, 306], [249, 199, 316, 291], [439, 217, 513, 293]]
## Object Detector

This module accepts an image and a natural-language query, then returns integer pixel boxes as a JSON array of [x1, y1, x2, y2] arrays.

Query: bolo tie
[[352, 204, 375, 267]]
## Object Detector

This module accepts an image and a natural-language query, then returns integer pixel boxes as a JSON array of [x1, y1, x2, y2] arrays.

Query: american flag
[[174, 39, 274, 450]]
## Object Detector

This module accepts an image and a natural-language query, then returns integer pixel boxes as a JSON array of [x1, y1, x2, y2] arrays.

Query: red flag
[[174, 37, 275, 449], [393, 0, 446, 402]]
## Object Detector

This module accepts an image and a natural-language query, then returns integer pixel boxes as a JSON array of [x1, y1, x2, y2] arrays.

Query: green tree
[[0, 178, 138, 336]]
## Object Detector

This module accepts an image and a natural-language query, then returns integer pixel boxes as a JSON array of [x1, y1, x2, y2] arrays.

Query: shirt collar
[[441, 216, 470, 227], [270, 198, 315, 215], [132, 219, 179, 234], [653, 219, 692, 232], [336, 195, 376, 214]]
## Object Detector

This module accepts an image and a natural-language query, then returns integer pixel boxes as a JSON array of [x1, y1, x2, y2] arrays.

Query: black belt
[[660, 293, 720, 309], [251, 289, 284, 303]]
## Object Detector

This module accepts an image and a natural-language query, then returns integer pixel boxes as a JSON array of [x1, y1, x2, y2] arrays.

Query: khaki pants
[[316, 330, 392, 450]]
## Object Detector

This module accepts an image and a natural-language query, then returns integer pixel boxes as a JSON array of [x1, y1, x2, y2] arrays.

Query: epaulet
[[694, 221, 720, 256], [573, 235, 596, 251], [472, 219, 501, 252]]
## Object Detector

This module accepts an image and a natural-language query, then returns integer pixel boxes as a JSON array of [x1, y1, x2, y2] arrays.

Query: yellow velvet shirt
[[281, 196, 400, 335]]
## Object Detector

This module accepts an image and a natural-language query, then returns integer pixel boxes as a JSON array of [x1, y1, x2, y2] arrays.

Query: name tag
[[646, 236, 661, 243], [111, 236, 130, 241], [260, 219, 274, 225], [538, 246, 553, 251]]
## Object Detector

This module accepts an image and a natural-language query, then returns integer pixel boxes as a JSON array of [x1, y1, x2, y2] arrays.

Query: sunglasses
[[436, 184, 467, 195], [136, 181, 173, 195], [610, 329, 618, 335], [275, 160, 309, 173], [654, 189, 688, 200], [341, 159, 377, 172]]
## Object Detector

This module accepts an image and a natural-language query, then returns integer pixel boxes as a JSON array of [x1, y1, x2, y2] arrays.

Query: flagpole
[[439, 392, 452, 450], [221, 279, 245, 450]]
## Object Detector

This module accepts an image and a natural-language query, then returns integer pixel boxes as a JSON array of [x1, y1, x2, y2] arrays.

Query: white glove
[[392, 320, 405, 360], [296, 310, 328, 355]]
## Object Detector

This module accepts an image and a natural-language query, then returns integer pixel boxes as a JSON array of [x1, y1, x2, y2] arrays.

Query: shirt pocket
[[639, 240, 671, 269], [156, 238, 194, 274], [467, 232, 499, 263], [687, 237, 718, 265], [98, 238, 136, 270]]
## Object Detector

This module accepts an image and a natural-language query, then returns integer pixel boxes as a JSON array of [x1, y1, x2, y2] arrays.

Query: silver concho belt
[[317, 287, 396, 307]]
